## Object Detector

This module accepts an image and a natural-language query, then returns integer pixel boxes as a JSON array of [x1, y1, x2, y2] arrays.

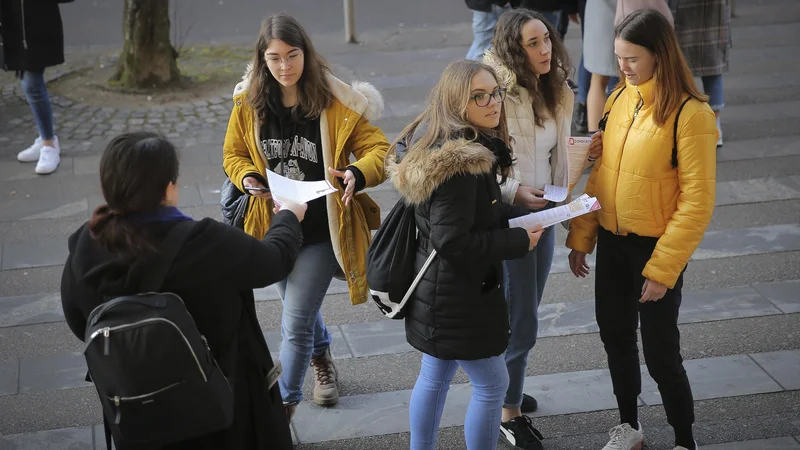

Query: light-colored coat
[[483, 51, 576, 205], [222, 67, 389, 305]]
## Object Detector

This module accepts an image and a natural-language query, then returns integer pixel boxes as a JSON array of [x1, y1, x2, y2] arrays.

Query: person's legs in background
[[702, 74, 724, 146], [574, 0, 590, 133], [587, 73, 611, 133], [466, 4, 509, 61], [17, 70, 61, 174]]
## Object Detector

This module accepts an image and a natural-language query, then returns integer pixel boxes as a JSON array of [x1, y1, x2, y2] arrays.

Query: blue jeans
[[467, 4, 511, 61], [578, 56, 591, 103], [276, 241, 339, 404], [502, 225, 556, 409], [410, 354, 509, 450], [21, 70, 55, 140], [702, 75, 724, 112], [539, 10, 561, 31]]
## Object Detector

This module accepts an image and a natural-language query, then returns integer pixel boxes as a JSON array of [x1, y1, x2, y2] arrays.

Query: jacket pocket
[[651, 181, 666, 228]]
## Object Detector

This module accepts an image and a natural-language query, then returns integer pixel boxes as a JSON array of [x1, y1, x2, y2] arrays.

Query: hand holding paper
[[509, 194, 601, 230], [265, 169, 337, 204], [543, 184, 569, 202]]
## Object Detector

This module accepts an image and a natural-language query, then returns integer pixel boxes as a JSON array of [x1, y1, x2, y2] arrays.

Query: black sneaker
[[499, 415, 545, 449], [521, 394, 538, 413], [574, 102, 588, 134]]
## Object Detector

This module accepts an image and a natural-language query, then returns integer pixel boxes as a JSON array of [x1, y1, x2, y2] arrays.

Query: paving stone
[[0, 426, 93, 450], [0, 359, 19, 396], [640, 354, 782, 405], [701, 437, 800, 449], [1, 240, 69, 271], [716, 176, 800, 206], [678, 285, 783, 323], [0, 292, 64, 328], [538, 300, 598, 338], [750, 350, 800, 390], [18, 352, 90, 394], [753, 280, 800, 313], [177, 184, 203, 208], [692, 224, 800, 261], [338, 320, 413, 358]]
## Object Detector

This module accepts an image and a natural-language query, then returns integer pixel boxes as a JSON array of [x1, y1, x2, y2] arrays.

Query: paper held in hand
[[509, 194, 601, 230], [265, 169, 338, 204], [566, 136, 593, 191]]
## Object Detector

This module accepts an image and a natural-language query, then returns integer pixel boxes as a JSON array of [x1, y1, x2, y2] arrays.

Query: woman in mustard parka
[[222, 14, 388, 416], [565, 10, 716, 450]]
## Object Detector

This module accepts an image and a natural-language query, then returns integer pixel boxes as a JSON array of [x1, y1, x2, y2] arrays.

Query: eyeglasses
[[470, 88, 507, 107], [265, 51, 303, 67]]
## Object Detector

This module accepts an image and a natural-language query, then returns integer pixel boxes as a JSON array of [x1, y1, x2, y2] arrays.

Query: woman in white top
[[486, 8, 600, 449]]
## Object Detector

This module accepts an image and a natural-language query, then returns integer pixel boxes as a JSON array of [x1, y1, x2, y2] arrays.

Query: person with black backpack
[[566, 10, 717, 450], [387, 60, 543, 450], [60, 132, 307, 450]]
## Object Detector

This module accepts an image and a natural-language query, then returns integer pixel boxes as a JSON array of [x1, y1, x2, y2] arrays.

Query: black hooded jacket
[[61, 213, 302, 449], [389, 134, 530, 361]]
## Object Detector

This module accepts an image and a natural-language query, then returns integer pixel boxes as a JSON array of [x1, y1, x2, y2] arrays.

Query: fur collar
[[232, 63, 384, 122], [388, 138, 496, 205]]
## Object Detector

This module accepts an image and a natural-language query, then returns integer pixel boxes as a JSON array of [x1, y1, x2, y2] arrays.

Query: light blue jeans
[[276, 241, 339, 404], [702, 75, 724, 112], [502, 225, 556, 409], [410, 353, 509, 450], [466, 4, 512, 61], [21, 70, 55, 140]]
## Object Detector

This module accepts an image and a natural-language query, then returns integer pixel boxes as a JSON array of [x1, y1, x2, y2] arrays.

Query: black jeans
[[595, 228, 695, 430]]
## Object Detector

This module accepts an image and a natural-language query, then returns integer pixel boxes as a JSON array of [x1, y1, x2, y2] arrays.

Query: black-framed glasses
[[470, 88, 507, 107]]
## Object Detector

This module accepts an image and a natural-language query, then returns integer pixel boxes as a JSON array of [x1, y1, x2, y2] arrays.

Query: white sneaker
[[17, 137, 44, 162], [35, 145, 60, 175], [601, 422, 644, 450], [716, 117, 723, 147]]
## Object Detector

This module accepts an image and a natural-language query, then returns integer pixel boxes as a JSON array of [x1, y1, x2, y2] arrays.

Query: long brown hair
[[88, 132, 180, 256], [615, 9, 708, 125], [390, 60, 512, 178], [492, 9, 571, 127], [247, 14, 333, 121]]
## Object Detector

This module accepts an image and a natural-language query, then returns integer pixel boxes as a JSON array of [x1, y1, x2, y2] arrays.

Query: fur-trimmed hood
[[388, 138, 496, 205], [232, 63, 384, 122]]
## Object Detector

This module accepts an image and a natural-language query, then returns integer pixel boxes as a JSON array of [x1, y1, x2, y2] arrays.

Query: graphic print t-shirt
[[261, 104, 330, 246]]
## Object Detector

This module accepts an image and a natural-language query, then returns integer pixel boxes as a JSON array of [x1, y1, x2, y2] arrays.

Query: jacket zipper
[[87, 318, 209, 382], [613, 89, 644, 234], [110, 380, 183, 406], [20, 0, 28, 50]]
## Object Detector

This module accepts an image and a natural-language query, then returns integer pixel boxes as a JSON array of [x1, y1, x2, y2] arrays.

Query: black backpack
[[84, 222, 234, 450], [366, 200, 437, 319]]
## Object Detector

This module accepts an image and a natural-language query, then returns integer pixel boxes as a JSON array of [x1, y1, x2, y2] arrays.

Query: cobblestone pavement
[[1, 1, 799, 448]]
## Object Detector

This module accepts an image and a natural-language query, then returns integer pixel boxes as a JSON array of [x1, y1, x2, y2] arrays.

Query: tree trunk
[[112, 0, 180, 88]]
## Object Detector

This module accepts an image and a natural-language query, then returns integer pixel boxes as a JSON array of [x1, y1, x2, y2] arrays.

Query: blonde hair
[[390, 60, 510, 160]]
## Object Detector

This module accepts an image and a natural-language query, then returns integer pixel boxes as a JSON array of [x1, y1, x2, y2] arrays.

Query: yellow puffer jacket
[[222, 68, 389, 305], [566, 78, 717, 288]]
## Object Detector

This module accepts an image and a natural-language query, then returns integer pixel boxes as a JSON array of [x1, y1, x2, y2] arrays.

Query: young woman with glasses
[[388, 60, 543, 450], [566, 10, 717, 450], [222, 14, 389, 418], [484, 9, 600, 449]]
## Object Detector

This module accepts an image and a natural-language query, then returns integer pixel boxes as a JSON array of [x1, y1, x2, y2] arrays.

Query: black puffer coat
[[389, 137, 530, 361], [0, 0, 66, 72]]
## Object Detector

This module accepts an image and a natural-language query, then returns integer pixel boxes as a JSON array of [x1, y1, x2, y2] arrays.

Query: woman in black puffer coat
[[388, 60, 542, 450]]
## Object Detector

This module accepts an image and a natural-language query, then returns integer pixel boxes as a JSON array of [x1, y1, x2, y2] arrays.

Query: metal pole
[[344, 0, 357, 43]]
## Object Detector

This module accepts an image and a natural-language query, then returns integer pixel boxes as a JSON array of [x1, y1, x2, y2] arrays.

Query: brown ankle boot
[[310, 348, 339, 406]]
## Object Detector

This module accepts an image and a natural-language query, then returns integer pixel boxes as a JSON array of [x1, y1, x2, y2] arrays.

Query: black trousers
[[595, 228, 695, 430]]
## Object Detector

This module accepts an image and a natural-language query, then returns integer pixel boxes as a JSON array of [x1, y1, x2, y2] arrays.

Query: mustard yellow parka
[[222, 68, 389, 304], [566, 78, 717, 288]]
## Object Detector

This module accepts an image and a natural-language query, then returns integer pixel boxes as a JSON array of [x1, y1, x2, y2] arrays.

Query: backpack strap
[[672, 97, 693, 169], [597, 86, 626, 132], [139, 221, 195, 293]]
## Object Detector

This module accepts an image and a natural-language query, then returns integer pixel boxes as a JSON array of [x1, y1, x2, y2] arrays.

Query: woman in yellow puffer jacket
[[565, 10, 716, 450], [222, 14, 388, 416]]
